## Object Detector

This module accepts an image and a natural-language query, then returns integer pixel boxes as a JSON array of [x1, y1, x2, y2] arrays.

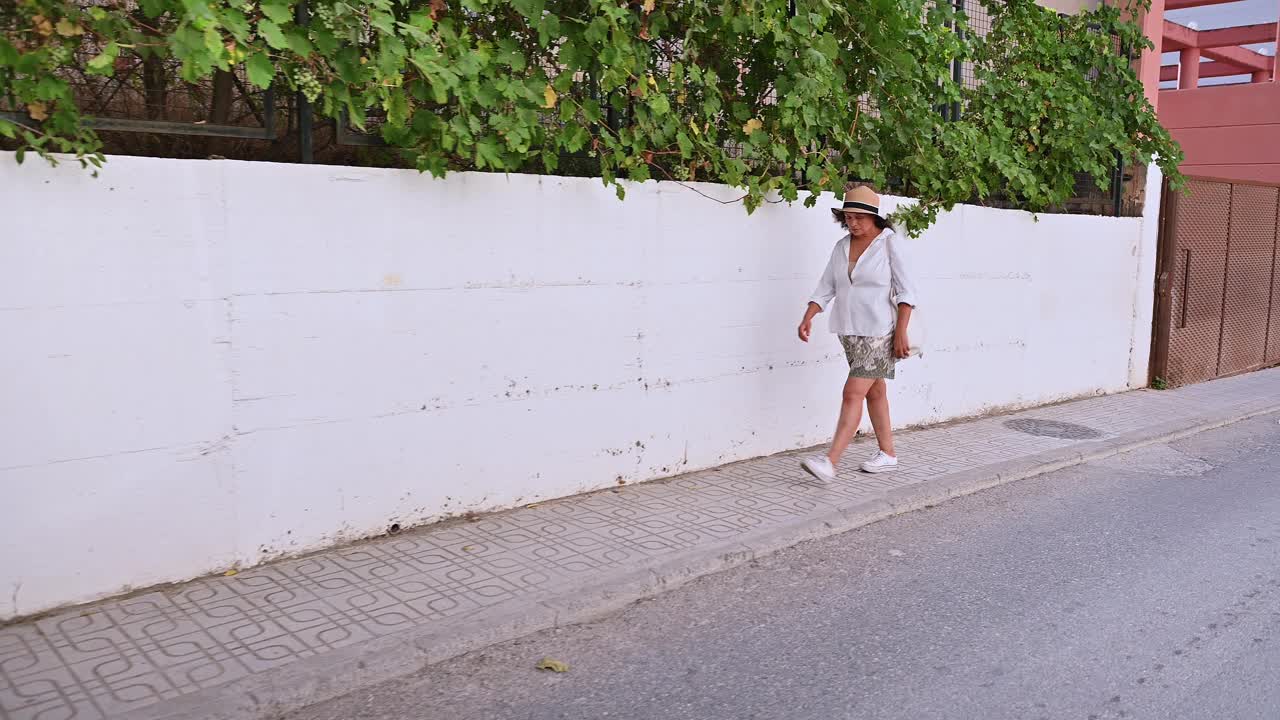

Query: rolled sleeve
[[808, 285, 836, 311], [886, 233, 919, 308]]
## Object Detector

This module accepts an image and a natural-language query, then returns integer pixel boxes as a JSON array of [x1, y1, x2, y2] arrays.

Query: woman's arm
[[808, 245, 839, 310], [887, 234, 918, 359], [886, 233, 918, 309], [800, 245, 839, 342]]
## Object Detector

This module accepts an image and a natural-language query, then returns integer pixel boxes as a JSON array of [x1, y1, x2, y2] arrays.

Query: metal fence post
[[263, 86, 276, 137], [951, 0, 965, 121], [1113, 152, 1125, 216], [295, 0, 313, 163], [1112, 41, 1132, 216]]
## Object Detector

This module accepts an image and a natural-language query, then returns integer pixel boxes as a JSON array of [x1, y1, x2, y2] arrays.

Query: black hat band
[[842, 200, 879, 214]]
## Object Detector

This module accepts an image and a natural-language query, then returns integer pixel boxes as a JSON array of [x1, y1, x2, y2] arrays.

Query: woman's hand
[[893, 303, 914, 359], [799, 302, 822, 343], [893, 329, 910, 359]]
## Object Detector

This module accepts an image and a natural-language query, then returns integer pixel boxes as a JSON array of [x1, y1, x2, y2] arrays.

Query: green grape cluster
[[292, 68, 322, 103], [312, 3, 336, 31], [48, 45, 73, 65]]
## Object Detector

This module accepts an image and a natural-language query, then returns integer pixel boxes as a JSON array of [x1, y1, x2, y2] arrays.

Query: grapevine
[[0, 0, 1183, 233]]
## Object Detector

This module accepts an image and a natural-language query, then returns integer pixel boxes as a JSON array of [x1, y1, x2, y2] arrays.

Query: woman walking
[[798, 185, 918, 481]]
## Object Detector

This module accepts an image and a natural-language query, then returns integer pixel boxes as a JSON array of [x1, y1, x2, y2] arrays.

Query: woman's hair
[[833, 211, 893, 231]]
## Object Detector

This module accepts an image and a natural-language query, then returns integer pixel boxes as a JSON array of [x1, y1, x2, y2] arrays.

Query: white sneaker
[[800, 456, 837, 482], [860, 450, 898, 474]]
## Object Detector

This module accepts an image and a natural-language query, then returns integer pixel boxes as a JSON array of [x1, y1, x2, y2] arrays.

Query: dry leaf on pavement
[[536, 657, 569, 673]]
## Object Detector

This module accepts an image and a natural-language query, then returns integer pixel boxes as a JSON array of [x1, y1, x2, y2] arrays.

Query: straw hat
[[831, 185, 883, 221]]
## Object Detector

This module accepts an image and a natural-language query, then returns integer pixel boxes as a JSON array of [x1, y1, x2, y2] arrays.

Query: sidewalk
[[4, 369, 1280, 720]]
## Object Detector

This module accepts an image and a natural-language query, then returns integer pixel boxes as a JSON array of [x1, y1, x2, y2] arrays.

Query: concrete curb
[[120, 401, 1280, 720]]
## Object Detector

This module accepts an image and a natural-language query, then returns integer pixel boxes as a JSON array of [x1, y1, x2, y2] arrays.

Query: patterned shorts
[[839, 333, 897, 380]]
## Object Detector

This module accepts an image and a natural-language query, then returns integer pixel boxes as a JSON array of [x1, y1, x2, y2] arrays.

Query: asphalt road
[[287, 413, 1280, 720]]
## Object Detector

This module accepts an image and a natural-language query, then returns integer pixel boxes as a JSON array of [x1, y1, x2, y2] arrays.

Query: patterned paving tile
[[3, 368, 1279, 719]]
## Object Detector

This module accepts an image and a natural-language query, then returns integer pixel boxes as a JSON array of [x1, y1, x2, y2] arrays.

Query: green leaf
[[310, 25, 341, 55], [371, 12, 397, 36], [379, 36, 409, 75], [552, 70, 575, 93], [676, 131, 693, 158], [246, 52, 275, 89], [181, 0, 216, 21], [511, 0, 546, 21], [257, 20, 288, 50], [260, 0, 293, 25], [285, 28, 314, 55], [219, 9, 251, 41], [561, 124, 590, 153], [475, 138, 503, 168], [473, 83, 498, 108], [428, 79, 449, 104], [558, 40, 582, 69], [0, 120, 14, 139], [386, 91, 411, 126], [204, 26, 225, 59], [86, 42, 120, 76], [138, 0, 167, 17], [537, 14, 561, 46], [585, 17, 609, 45]]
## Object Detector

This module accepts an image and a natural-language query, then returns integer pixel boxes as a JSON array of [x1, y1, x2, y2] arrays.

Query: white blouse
[[808, 229, 919, 337]]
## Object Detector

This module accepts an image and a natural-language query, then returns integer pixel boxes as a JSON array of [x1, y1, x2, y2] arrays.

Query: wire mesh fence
[[957, 0, 992, 90]]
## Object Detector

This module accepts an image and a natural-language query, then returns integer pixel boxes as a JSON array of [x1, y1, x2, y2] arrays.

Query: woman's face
[[844, 212, 878, 238]]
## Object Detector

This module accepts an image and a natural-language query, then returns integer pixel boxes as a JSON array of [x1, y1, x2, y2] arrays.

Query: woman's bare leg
[[865, 378, 895, 456], [828, 376, 876, 467]]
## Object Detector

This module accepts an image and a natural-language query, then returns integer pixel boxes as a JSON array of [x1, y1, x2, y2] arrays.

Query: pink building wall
[[1159, 81, 1280, 184]]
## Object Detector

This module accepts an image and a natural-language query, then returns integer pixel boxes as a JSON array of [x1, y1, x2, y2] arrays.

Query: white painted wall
[[0, 154, 1157, 620], [1129, 163, 1164, 388]]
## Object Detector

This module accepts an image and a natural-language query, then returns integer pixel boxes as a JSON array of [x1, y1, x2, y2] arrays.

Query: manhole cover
[[1003, 418, 1103, 440]]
